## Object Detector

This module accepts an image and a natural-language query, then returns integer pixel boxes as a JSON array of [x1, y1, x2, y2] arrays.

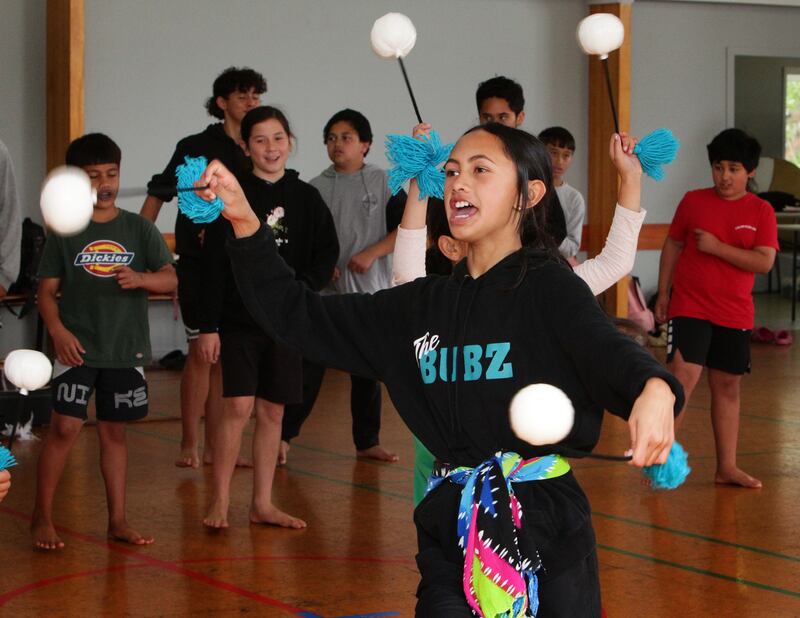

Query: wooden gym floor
[[1, 310, 798, 616]]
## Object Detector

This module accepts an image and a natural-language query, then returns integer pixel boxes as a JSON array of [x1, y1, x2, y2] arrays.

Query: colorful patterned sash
[[427, 452, 571, 617]]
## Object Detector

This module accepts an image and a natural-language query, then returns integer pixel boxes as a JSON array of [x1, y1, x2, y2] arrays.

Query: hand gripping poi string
[[386, 130, 453, 199], [175, 156, 224, 223]]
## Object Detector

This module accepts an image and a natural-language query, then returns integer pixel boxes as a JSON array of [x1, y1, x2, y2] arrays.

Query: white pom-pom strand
[[576, 13, 625, 59], [509, 384, 575, 446], [371, 12, 417, 59], [40, 165, 94, 236], [4, 349, 53, 396]]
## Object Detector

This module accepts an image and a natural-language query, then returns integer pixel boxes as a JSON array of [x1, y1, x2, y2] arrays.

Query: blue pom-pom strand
[[643, 441, 690, 490], [633, 128, 680, 182], [175, 156, 224, 224], [0, 445, 17, 471], [386, 131, 454, 200]]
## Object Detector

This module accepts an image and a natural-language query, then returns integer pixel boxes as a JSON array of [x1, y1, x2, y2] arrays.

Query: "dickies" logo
[[74, 240, 134, 277]]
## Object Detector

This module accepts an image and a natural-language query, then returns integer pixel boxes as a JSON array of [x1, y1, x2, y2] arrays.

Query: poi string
[[397, 57, 423, 124], [116, 185, 209, 199], [510, 383, 691, 490]]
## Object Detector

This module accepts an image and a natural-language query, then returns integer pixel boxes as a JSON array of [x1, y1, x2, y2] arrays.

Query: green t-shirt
[[38, 209, 174, 368]]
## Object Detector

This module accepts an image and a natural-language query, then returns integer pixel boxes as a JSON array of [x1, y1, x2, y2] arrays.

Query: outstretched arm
[[197, 161, 406, 379]]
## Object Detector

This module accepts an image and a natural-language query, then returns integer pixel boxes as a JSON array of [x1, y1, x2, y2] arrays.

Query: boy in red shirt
[[655, 129, 777, 488]]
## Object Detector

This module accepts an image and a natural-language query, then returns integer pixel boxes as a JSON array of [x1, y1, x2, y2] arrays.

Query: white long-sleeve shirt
[[392, 204, 646, 295], [0, 139, 21, 292]]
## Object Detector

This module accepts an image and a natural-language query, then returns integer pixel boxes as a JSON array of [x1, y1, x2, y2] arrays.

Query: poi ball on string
[[4, 349, 53, 396], [509, 384, 575, 446], [576, 13, 625, 59], [371, 12, 417, 59], [40, 166, 95, 236]]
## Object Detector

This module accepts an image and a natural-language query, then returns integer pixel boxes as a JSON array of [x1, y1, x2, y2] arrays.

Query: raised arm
[[574, 133, 644, 295]]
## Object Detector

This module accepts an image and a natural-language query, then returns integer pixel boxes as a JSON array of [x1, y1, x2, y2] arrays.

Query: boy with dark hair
[[655, 128, 777, 488], [280, 108, 405, 464], [32, 133, 176, 549], [476, 75, 525, 127], [539, 126, 586, 260], [141, 66, 266, 469]]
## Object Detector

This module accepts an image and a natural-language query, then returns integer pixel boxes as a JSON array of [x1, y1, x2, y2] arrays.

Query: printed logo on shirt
[[413, 332, 513, 384], [74, 240, 135, 277], [734, 224, 757, 232]]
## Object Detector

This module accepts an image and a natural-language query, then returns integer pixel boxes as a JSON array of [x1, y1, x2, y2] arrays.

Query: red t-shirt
[[668, 188, 778, 329]]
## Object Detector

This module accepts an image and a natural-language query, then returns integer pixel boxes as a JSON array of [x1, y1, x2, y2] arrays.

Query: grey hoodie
[[0, 139, 21, 292], [310, 163, 393, 295]]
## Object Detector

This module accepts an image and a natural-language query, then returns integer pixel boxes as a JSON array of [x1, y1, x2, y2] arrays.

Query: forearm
[[139, 266, 177, 294], [38, 292, 67, 335], [709, 244, 775, 273], [657, 239, 683, 295], [574, 205, 646, 295], [617, 175, 641, 212], [140, 195, 164, 222], [392, 226, 427, 286], [367, 229, 399, 259], [399, 180, 428, 230]]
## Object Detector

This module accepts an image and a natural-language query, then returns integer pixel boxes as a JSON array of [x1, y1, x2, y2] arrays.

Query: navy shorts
[[51, 363, 149, 422], [667, 317, 751, 375], [220, 328, 303, 403]]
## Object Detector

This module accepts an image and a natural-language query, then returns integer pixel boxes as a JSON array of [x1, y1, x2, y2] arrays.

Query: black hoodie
[[227, 224, 684, 575], [148, 123, 251, 258], [197, 171, 339, 333]]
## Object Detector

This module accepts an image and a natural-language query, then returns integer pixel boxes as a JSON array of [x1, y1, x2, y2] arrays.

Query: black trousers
[[281, 362, 382, 451]]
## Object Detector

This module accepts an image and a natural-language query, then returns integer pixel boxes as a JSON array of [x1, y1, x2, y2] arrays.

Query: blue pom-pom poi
[[0, 445, 18, 471], [633, 128, 680, 182], [642, 441, 690, 490], [386, 130, 454, 200], [175, 156, 224, 224]]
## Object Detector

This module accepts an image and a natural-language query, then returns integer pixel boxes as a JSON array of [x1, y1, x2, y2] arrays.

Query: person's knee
[[255, 401, 284, 425], [224, 399, 254, 422], [709, 371, 741, 399], [49, 413, 83, 441]]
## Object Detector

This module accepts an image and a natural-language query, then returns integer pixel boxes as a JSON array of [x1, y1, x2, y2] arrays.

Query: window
[[785, 69, 800, 166]]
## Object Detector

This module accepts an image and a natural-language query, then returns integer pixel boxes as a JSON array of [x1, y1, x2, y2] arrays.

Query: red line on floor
[[0, 563, 148, 606], [0, 505, 308, 614], [177, 554, 416, 566]]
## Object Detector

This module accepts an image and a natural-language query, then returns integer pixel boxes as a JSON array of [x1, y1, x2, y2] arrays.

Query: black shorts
[[220, 328, 303, 403], [176, 256, 202, 340], [667, 317, 751, 375], [51, 363, 149, 422]]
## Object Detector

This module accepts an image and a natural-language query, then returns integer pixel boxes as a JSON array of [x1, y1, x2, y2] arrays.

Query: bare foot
[[250, 503, 307, 529], [175, 446, 200, 469], [203, 499, 229, 529], [277, 440, 290, 466], [715, 467, 762, 488], [108, 521, 155, 545], [357, 445, 399, 463], [203, 452, 253, 468], [32, 517, 65, 550]]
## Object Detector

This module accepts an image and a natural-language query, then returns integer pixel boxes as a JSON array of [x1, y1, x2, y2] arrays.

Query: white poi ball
[[576, 13, 625, 59], [509, 384, 575, 446], [370, 12, 417, 59], [40, 165, 94, 236], [4, 349, 53, 396]]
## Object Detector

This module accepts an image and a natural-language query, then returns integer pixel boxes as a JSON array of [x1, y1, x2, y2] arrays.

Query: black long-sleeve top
[[148, 123, 252, 258], [226, 224, 684, 576], [197, 171, 339, 333]]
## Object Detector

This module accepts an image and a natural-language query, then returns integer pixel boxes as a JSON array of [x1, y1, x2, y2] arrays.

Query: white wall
[[4, 0, 800, 356]]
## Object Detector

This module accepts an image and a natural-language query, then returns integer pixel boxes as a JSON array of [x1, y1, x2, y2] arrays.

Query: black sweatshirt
[[148, 123, 252, 258], [226, 224, 684, 575], [197, 170, 339, 333]]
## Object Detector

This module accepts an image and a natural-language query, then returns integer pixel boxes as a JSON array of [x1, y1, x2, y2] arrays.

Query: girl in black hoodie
[[197, 106, 338, 530], [198, 124, 683, 617]]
